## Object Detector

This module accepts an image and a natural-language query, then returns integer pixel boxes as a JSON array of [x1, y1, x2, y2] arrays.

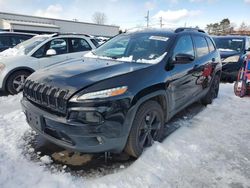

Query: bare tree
[[92, 12, 107, 25], [239, 22, 248, 35]]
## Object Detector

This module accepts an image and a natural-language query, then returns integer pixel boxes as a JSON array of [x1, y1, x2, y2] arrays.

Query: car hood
[[29, 57, 151, 94], [219, 50, 242, 59]]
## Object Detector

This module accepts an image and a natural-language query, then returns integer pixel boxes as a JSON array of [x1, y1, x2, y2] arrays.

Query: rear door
[[191, 35, 214, 95], [168, 34, 197, 111], [33, 38, 70, 68], [68, 38, 92, 59]]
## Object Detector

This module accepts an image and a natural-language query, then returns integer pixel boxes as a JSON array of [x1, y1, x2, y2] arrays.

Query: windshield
[[14, 36, 49, 55], [213, 38, 244, 52], [87, 33, 170, 64]]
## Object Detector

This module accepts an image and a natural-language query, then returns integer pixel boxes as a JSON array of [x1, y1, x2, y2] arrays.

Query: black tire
[[125, 100, 164, 158], [6, 70, 31, 95], [201, 74, 220, 105]]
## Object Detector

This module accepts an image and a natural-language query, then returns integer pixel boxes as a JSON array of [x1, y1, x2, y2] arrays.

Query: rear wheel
[[201, 74, 220, 105], [6, 70, 31, 95], [125, 100, 164, 158]]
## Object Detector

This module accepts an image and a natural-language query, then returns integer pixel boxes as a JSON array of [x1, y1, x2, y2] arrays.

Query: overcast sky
[[0, 0, 249, 30]]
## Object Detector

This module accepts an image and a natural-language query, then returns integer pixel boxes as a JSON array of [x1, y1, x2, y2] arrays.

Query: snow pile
[[0, 84, 250, 188], [40, 155, 53, 164], [0, 47, 24, 57], [84, 52, 167, 64], [136, 52, 167, 64], [218, 48, 234, 52]]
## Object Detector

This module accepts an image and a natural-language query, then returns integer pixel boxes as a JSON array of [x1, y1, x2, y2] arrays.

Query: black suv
[[0, 32, 35, 52], [213, 36, 250, 82], [21, 28, 222, 158]]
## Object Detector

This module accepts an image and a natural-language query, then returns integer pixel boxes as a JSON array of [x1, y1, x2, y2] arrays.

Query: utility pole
[[160, 17, 163, 28], [145, 10, 149, 28]]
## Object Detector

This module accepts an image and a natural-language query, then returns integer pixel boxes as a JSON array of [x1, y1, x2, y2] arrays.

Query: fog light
[[77, 111, 104, 124]]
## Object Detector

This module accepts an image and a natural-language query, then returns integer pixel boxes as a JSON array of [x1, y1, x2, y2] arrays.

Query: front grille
[[23, 80, 70, 115]]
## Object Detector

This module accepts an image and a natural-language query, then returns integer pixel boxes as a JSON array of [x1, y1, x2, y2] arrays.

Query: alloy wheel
[[138, 110, 162, 148], [12, 74, 27, 92]]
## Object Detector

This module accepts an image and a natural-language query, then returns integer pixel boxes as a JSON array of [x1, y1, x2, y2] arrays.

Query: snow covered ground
[[0, 84, 249, 188]]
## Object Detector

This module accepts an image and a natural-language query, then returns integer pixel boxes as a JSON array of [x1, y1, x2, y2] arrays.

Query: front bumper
[[21, 97, 136, 153]]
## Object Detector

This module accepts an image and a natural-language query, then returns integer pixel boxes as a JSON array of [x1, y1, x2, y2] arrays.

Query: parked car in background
[[0, 32, 35, 52], [21, 28, 222, 158], [0, 33, 97, 94], [213, 36, 250, 82]]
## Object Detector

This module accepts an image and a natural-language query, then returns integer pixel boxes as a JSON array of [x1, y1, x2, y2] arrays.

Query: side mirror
[[46, 49, 57, 56], [174, 53, 195, 64]]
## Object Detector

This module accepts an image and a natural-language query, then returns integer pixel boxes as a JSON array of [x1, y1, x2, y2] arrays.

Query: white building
[[0, 12, 119, 37]]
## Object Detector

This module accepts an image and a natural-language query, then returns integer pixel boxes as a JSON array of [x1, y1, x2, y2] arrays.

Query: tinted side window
[[33, 44, 47, 58], [0, 36, 10, 48], [206, 37, 215, 52], [193, 36, 209, 58], [49, 38, 68, 55], [173, 35, 194, 58], [70, 38, 92, 53]]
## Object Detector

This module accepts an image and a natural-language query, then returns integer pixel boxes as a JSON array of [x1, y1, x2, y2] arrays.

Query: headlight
[[77, 86, 128, 101], [222, 55, 240, 63], [0, 63, 5, 72]]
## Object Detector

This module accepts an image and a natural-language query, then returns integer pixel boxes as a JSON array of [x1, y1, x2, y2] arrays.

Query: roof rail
[[52, 32, 92, 37], [175, 27, 205, 33]]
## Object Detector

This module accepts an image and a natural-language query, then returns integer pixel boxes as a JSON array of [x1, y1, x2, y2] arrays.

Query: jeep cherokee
[[21, 28, 222, 158]]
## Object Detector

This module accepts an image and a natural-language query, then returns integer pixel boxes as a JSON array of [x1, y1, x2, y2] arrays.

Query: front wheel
[[6, 71, 31, 95], [125, 100, 164, 158], [201, 74, 220, 105]]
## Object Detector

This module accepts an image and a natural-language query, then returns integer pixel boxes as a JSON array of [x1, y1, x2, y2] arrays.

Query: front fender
[[118, 89, 171, 152]]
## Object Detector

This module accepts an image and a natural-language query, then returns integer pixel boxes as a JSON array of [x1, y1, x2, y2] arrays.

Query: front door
[[167, 34, 197, 112], [38, 38, 69, 68]]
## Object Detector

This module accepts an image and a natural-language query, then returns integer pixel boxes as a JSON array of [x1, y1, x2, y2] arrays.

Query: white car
[[0, 33, 98, 94]]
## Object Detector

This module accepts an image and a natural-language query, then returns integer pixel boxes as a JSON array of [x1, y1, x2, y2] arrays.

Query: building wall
[[0, 12, 119, 37]]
